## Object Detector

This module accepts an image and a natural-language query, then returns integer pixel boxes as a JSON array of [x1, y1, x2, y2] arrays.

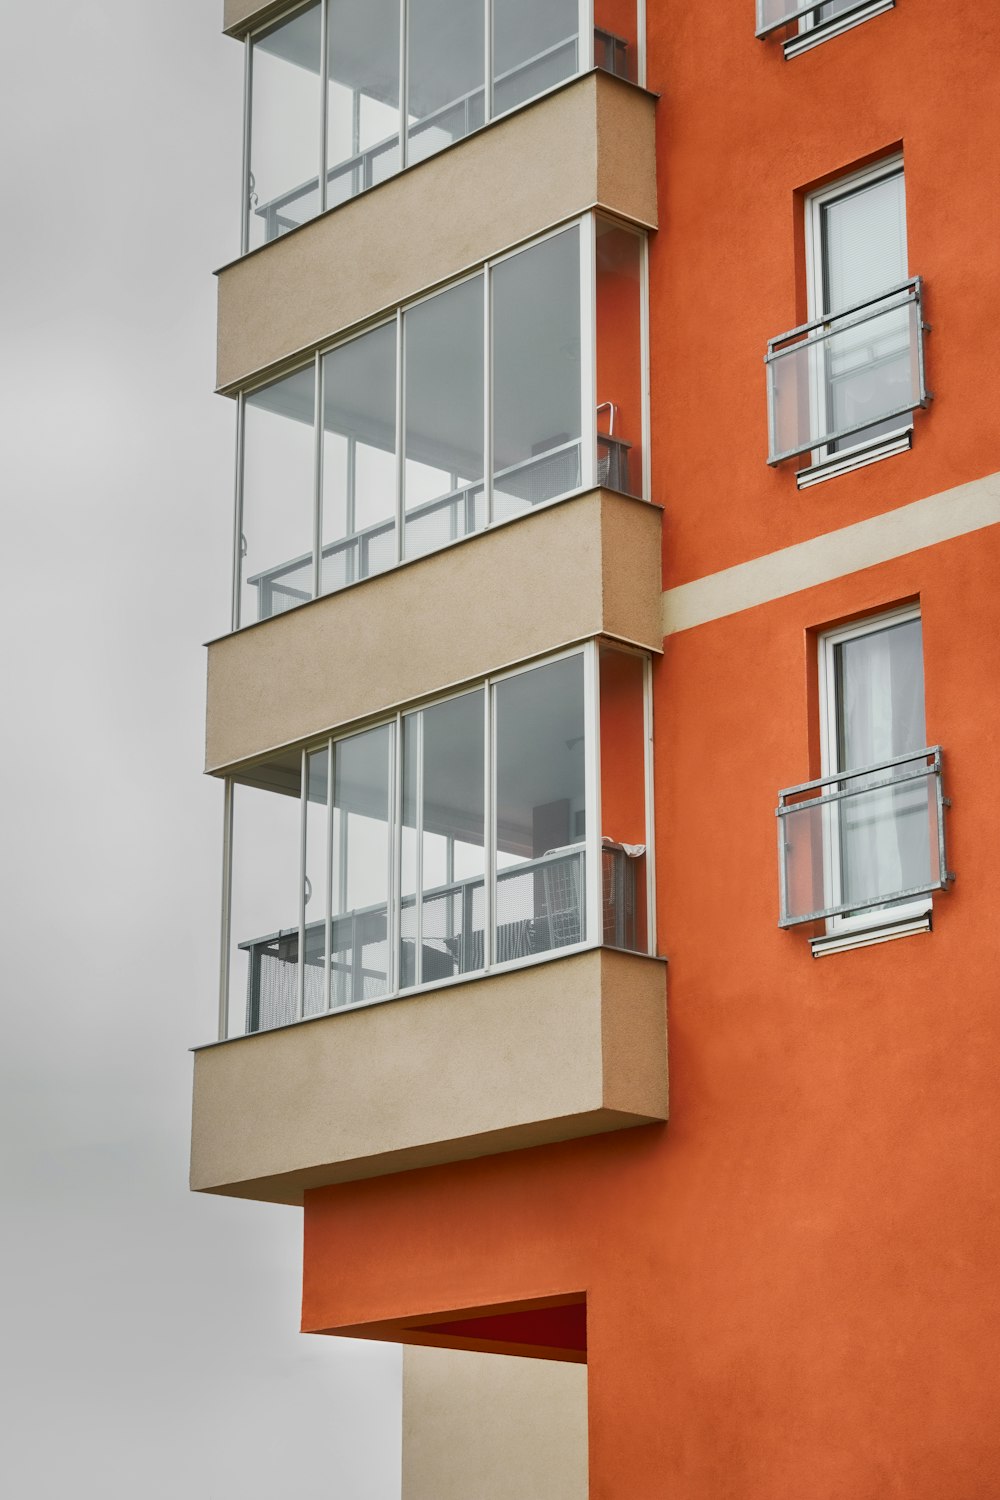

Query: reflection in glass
[[303, 748, 330, 1016], [331, 725, 392, 1005], [404, 276, 485, 558], [596, 218, 643, 496], [240, 366, 316, 626], [492, 228, 582, 521], [593, 0, 638, 80], [229, 762, 302, 1036], [599, 648, 647, 951], [248, 3, 323, 249], [407, 0, 485, 166], [401, 690, 485, 986], [326, 0, 401, 208], [493, 0, 579, 116], [321, 322, 398, 592], [494, 655, 587, 959]]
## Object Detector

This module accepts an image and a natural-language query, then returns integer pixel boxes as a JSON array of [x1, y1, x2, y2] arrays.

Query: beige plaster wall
[[190, 948, 668, 1204], [402, 1346, 588, 1500], [217, 71, 657, 391], [205, 488, 662, 775], [223, 0, 286, 35]]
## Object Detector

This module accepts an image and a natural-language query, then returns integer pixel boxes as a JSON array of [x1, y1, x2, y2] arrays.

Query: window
[[777, 607, 954, 934], [232, 215, 649, 630], [221, 644, 655, 1037], [756, 0, 895, 59], [241, 0, 646, 252], [765, 157, 931, 473]]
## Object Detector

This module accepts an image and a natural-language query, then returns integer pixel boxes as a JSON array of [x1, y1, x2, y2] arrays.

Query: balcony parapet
[[190, 946, 668, 1204]]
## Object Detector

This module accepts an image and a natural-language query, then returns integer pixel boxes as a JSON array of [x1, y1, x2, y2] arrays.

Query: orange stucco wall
[[648, 0, 1000, 587], [300, 5, 1000, 1496]]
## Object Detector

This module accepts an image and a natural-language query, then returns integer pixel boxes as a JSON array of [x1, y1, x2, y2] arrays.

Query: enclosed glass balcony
[[220, 643, 653, 1038], [776, 747, 954, 928], [232, 214, 648, 630], [242, 0, 645, 252], [765, 278, 931, 466]]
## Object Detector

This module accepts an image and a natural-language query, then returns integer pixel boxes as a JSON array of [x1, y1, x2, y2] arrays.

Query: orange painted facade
[[202, 1, 1000, 1493], [298, 4, 1000, 1495]]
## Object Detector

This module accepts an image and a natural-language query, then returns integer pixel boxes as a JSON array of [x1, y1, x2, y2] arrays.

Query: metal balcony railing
[[776, 747, 954, 928], [765, 278, 931, 466], [756, 0, 883, 39]]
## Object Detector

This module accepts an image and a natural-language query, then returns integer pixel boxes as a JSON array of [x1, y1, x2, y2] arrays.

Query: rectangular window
[[241, 1, 646, 251], [233, 215, 649, 629], [756, 0, 895, 57], [777, 608, 953, 932], [220, 644, 655, 1038], [766, 157, 931, 469]]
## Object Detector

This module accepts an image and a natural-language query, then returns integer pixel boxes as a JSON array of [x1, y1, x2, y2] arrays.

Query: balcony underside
[[216, 69, 657, 391], [190, 947, 667, 1205], [205, 486, 663, 774]]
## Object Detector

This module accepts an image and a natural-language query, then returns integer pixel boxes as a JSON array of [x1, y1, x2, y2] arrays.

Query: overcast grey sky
[[0, 4, 400, 1494]]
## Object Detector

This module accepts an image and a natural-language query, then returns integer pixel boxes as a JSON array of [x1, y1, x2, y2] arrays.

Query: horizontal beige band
[[662, 472, 1000, 636]]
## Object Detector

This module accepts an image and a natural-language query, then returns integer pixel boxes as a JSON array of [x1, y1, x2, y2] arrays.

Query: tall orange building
[[191, 1, 1000, 1493]]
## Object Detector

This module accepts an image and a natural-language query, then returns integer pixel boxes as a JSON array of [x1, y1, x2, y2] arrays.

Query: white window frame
[[803, 153, 909, 472], [817, 602, 930, 937]]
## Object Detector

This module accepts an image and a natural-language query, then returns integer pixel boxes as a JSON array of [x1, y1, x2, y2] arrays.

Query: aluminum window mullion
[[484, 683, 495, 969], [579, 0, 593, 72], [389, 714, 403, 996], [636, 0, 647, 86], [414, 711, 425, 988], [297, 748, 308, 1022], [584, 641, 602, 947], [581, 216, 598, 491], [218, 779, 234, 1041], [639, 229, 651, 500], [484, 265, 493, 526], [323, 738, 333, 1012], [319, 0, 329, 214], [232, 396, 245, 631], [312, 351, 323, 601], [395, 310, 405, 565], [399, 0, 409, 170], [484, 0, 494, 122], [241, 38, 252, 255]]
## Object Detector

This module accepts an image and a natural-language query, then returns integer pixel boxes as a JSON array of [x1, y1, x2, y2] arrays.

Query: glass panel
[[596, 218, 643, 496], [594, 0, 638, 81], [331, 724, 393, 1006], [493, 0, 579, 116], [599, 648, 647, 952], [303, 747, 330, 1017], [492, 228, 582, 521], [494, 654, 587, 959], [780, 757, 940, 925], [326, 0, 401, 207], [248, 3, 323, 249], [407, 0, 485, 167], [228, 759, 302, 1036], [401, 690, 485, 987], [240, 365, 316, 626], [768, 293, 919, 461], [404, 276, 485, 559], [320, 323, 398, 594], [834, 617, 928, 913]]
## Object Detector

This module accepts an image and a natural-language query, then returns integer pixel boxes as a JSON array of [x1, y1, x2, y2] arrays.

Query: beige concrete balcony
[[190, 946, 667, 1205], [216, 68, 657, 392]]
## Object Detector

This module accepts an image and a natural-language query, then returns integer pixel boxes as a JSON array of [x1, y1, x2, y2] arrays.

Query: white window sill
[[811, 910, 931, 958], [796, 428, 911, 489], [784, 0, 895, 60]]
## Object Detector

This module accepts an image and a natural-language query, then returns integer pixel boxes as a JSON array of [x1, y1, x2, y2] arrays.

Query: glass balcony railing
[[765, 278, 931, 466], [242, 0, 645, 253], [233, 215, 648, 631], [219, 645, 653, 1040], [776, 747, 954, 928], [756, 0, 882, 40]]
